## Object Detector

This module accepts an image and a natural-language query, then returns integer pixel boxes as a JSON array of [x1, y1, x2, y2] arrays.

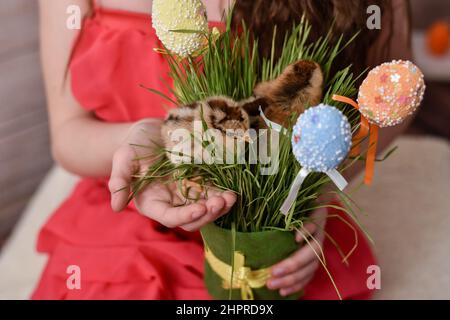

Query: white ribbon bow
[[259, 107, 348, 215]]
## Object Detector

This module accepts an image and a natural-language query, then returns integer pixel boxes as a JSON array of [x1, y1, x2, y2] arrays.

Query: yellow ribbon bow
[[204, 246, 270, 300]]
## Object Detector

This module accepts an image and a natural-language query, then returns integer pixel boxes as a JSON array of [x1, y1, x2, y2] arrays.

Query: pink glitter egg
[[357, 60, 425, 127]]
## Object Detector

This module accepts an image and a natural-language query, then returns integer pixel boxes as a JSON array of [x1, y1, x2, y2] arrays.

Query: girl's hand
[[108, 119, 236, 231], [267, 207, 327, 296], [134, 182, 236, 231]]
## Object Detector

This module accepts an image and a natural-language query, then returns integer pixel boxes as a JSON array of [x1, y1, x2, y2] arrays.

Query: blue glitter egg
[[292, 104, 351, 172]]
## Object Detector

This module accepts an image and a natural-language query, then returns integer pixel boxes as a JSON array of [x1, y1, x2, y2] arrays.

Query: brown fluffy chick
[[239, 96, 271, 129], [253, 60, 324, 127], [161, 96, 250, 163]]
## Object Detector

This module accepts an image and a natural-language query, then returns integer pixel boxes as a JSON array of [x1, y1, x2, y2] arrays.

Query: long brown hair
[[231, 0, 407, 77]]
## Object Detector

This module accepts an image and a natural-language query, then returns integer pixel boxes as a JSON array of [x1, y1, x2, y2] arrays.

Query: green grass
[[133, 14, 365, 232]]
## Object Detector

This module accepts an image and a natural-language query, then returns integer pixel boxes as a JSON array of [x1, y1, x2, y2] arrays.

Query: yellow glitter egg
[[152, 0, 209, 57], [357, 60, 425, 127]]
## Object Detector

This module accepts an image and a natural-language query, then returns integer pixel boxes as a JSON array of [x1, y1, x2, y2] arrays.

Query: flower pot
[[200, 222, 303, 300]]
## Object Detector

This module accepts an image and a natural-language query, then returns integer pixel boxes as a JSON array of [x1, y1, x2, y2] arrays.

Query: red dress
[[32, 7, 376, 300]]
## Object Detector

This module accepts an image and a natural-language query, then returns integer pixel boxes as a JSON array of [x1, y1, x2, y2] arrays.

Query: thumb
[[108, 146, 138, 212]]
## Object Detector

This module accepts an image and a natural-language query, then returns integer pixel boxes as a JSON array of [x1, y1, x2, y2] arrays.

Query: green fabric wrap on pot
[[200, 222, 303, 300]]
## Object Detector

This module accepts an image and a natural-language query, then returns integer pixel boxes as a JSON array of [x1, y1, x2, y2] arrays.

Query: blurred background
[[0, 0, 449, 299], [0, 1, 51, 244]]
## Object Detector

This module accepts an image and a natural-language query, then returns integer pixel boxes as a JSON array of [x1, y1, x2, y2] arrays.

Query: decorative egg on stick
[[357, 60, 425, 127], [152, 0, 209, 57], [334, 60, 425, 185], [279, 104, 352, 215]]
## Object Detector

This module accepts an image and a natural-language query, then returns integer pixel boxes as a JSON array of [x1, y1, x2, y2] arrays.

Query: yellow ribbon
[[204, 246, 270, 300]]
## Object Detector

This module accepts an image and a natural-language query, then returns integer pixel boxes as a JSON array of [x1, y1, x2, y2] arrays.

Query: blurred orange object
[[426, 21, 450, 56]]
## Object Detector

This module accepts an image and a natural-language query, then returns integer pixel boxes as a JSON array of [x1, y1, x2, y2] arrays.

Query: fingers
[[134, 181, 236, 231], [109, 146, 138, 212], [178, 196, 225, 232], [267, 227, 324, 295], [267, 260, 319, 291], [279, 275, 314, 297], [219, 191, 237, 214], [179, 192, 236, 231], [204, 195, 226, 216], [135, 184, 207, 227], [206, 190, 237, 215], [156, 201, 208, 228], [295, 222, 318, 243], [295, 207, 328, 243], [270, 238, 322, 278]]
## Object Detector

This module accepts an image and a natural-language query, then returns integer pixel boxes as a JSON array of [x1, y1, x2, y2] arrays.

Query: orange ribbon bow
[[332, 95, 379, 185]]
